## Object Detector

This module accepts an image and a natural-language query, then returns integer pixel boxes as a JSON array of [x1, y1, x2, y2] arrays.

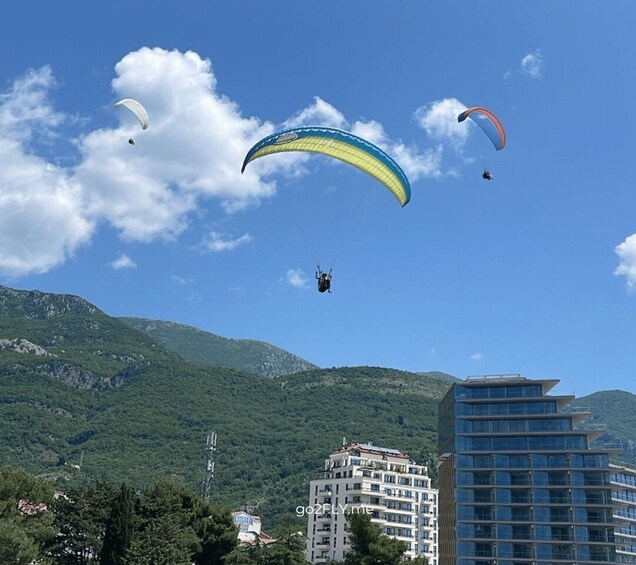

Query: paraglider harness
[[316, 267, 332, 293], [482, 169, 493, 181]]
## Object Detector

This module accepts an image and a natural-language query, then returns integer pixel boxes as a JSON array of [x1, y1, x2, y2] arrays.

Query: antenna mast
[[201, 431, 217, 502]]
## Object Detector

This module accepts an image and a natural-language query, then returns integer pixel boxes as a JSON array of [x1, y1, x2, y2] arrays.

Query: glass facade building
[[610, 464, 636, 563], [438, 375, 617, 565]]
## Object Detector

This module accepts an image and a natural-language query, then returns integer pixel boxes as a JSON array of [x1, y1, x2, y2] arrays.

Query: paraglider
[[242, 126, 411, 293], [114, 99, 148, 145], [316, 267, 332, 293], [241, 126, 411, 207], [458, 106, 505, 179], [457, 106, 505, 150]]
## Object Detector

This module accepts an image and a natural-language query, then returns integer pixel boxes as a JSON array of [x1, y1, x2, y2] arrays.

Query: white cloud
[[171, 274, 193, 285], [109, 253, 136, 269], [286, 268, 310, 289], [76, 47, 281, 241], [614, 234, 636, 291], [414, 98, 469, 150], [470, 352, 483, 361], [202, 231, 252, 252], [0, 69, 93, 277], [0, 66, 66, 140], [282, 96, 443, 181], [351, 119, 442, 180], [521, 49, 544, 78], [0, 48, 455, 278], [284, 97, 347, 130]]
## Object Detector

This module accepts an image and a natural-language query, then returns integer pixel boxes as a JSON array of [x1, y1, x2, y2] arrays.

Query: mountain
[[415, 371, 461, 384], [3, 284, 635, 533], [119, 317, 319, 377], [0, 285, 448, 530], [0, 286, 177, 389], [569, 390, 636, 465]]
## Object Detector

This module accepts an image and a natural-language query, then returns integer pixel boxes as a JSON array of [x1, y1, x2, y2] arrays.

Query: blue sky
[[1, 1, 635, 397]]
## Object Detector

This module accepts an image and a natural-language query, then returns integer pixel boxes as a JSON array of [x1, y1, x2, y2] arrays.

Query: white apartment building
[[611, 463, 636, 563], [305, 443, 438, 563]]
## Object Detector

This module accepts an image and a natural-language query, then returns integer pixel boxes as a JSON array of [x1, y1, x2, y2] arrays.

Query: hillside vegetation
[[2, 285, 635, 533], [0, 286, 448, 530], [570, 390, 636, 465], [119, 316, 318, 377]]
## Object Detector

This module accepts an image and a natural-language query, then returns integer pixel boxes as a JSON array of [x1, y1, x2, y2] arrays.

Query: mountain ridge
[[1, 284, 635, 530], [119, 316, 319, 377]]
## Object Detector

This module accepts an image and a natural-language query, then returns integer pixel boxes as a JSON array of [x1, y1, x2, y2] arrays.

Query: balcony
[[315, 539, 331, 548]]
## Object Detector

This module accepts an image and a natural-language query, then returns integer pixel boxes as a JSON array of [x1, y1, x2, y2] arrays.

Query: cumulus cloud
[[414, 97, 469, 150], [351, 119, 442, 180], [521, 49, 544, 78], [0, 69, 93, 277], [614, 234, 636, 291], [202, 231, 252, 252], [0, 66, 66, 140], [470, 352, 483, 361], [285, 268, 310, 289], [284, 97, 347, 130], [0, 47, 451, 278], [282, 96, 441, 181], [412, 97, 487, 176], [76, 47, 281, 241], [109, 253, 136, 269]]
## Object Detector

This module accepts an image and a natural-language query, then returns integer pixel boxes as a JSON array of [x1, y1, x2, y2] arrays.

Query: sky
[[0, 1, 635, 397]]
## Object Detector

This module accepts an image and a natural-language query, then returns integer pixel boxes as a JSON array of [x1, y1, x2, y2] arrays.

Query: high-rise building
[[305, 443, 438, 563], [610, 463, 636, 563], [438, 374, 617, 565]]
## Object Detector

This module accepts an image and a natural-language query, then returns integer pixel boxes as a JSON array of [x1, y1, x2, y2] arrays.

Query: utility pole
[[201, 431, 217, 502]]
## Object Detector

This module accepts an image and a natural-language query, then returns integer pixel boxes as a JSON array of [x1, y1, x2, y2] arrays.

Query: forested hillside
[[2, 285, 635, 533], [119, 316, 318, 377], [570, 390, 636, 465], [0, 285, 447, 529]]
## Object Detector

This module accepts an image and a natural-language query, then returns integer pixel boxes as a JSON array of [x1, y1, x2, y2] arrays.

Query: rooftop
[[337, 443, 409, 459]]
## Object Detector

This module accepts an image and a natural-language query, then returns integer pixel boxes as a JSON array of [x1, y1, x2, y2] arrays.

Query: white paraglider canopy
[[114, 98, 149, 130]]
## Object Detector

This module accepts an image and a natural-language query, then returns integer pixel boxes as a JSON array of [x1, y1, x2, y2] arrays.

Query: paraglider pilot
[[316, 267, 332, 293], [482, 169, 492, 181], [128, 138, 135, 145]]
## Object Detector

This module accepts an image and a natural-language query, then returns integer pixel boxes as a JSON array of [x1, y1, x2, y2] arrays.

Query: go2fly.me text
[[295, 503, 373, 518]]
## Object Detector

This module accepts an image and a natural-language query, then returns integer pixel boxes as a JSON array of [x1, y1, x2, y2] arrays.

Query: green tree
[[192, 500, 238, 564], [47, 481, 116, 564], [123, 478, 238, 565], [342, 512, 406, 565], [0, 467, 56, 565], [125, 517, 194, 565], [262, 529, 308, 564], [224, 530, 308, 565], [101, 483, 135, 565]]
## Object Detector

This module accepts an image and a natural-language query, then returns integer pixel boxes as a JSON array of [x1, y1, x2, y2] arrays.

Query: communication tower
[[201, 431, 217, 502]]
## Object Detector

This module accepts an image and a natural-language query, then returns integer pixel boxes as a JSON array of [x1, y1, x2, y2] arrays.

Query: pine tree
[[101, 482, 134, 565]]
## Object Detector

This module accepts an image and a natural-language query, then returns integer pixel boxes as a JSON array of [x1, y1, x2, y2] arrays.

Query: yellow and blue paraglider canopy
[[457, 106, 506, 151], [241, 126, 411, 206]]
